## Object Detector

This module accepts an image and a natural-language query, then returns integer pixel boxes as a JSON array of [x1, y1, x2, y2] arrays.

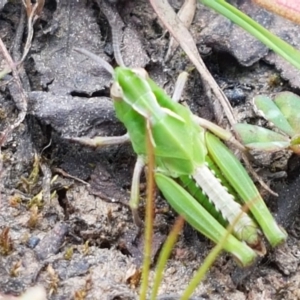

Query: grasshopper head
[[110, 67, 150, 102]]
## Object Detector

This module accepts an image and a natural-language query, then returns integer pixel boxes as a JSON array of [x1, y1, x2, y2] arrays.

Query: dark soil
[[1, 0, 300, 299]]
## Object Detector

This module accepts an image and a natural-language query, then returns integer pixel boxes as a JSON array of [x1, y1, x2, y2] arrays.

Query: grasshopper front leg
[[69, 133, 147, 227]]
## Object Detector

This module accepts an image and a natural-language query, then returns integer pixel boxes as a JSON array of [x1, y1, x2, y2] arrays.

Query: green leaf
[[234, 123, 290, 151], [273, 92, 300, 135], [254, 95, 296, 137]]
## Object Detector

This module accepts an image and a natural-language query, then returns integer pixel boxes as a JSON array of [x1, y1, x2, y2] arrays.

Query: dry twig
[[20, 0, 45, 62], [165, 0, 196, 62], [0, 38, 27, 147]]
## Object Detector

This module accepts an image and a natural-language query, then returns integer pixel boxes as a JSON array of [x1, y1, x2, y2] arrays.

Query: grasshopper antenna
[[73, 47, 114, 75], [111, 23, 125, 67]]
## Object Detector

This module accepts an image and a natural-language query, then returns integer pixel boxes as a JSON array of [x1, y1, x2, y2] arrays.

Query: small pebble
[[27, 236, 40, 249], [224, 87, 246, 106]]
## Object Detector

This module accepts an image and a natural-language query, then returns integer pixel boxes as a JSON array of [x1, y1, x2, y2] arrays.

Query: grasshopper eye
[[132, 68, 149, 80], [110, 82, 123, 101]]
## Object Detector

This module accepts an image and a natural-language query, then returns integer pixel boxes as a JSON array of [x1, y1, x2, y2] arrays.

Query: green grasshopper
[[235, 92, 300, 155], [72, 47, 287, 267]]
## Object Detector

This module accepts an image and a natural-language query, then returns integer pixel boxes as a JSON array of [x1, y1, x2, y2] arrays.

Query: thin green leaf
[[139, 120, 155, 300], [150, 217, 185, 300], [180, 198, 255, 300], [200, 0, 300, 71]]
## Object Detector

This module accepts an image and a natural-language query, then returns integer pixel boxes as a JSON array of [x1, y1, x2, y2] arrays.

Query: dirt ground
[[1, 0, 300, 299]]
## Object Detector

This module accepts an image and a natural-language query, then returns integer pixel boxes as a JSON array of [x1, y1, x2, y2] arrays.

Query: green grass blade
[[254, 94, 296, 137], [180, 201, 253, 300], [200, 0, 300, 70], [139, 122, 155, 300], [274, 92, 300, 134], [234, 123, 290, 151], [150, 217, 185, 300]]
